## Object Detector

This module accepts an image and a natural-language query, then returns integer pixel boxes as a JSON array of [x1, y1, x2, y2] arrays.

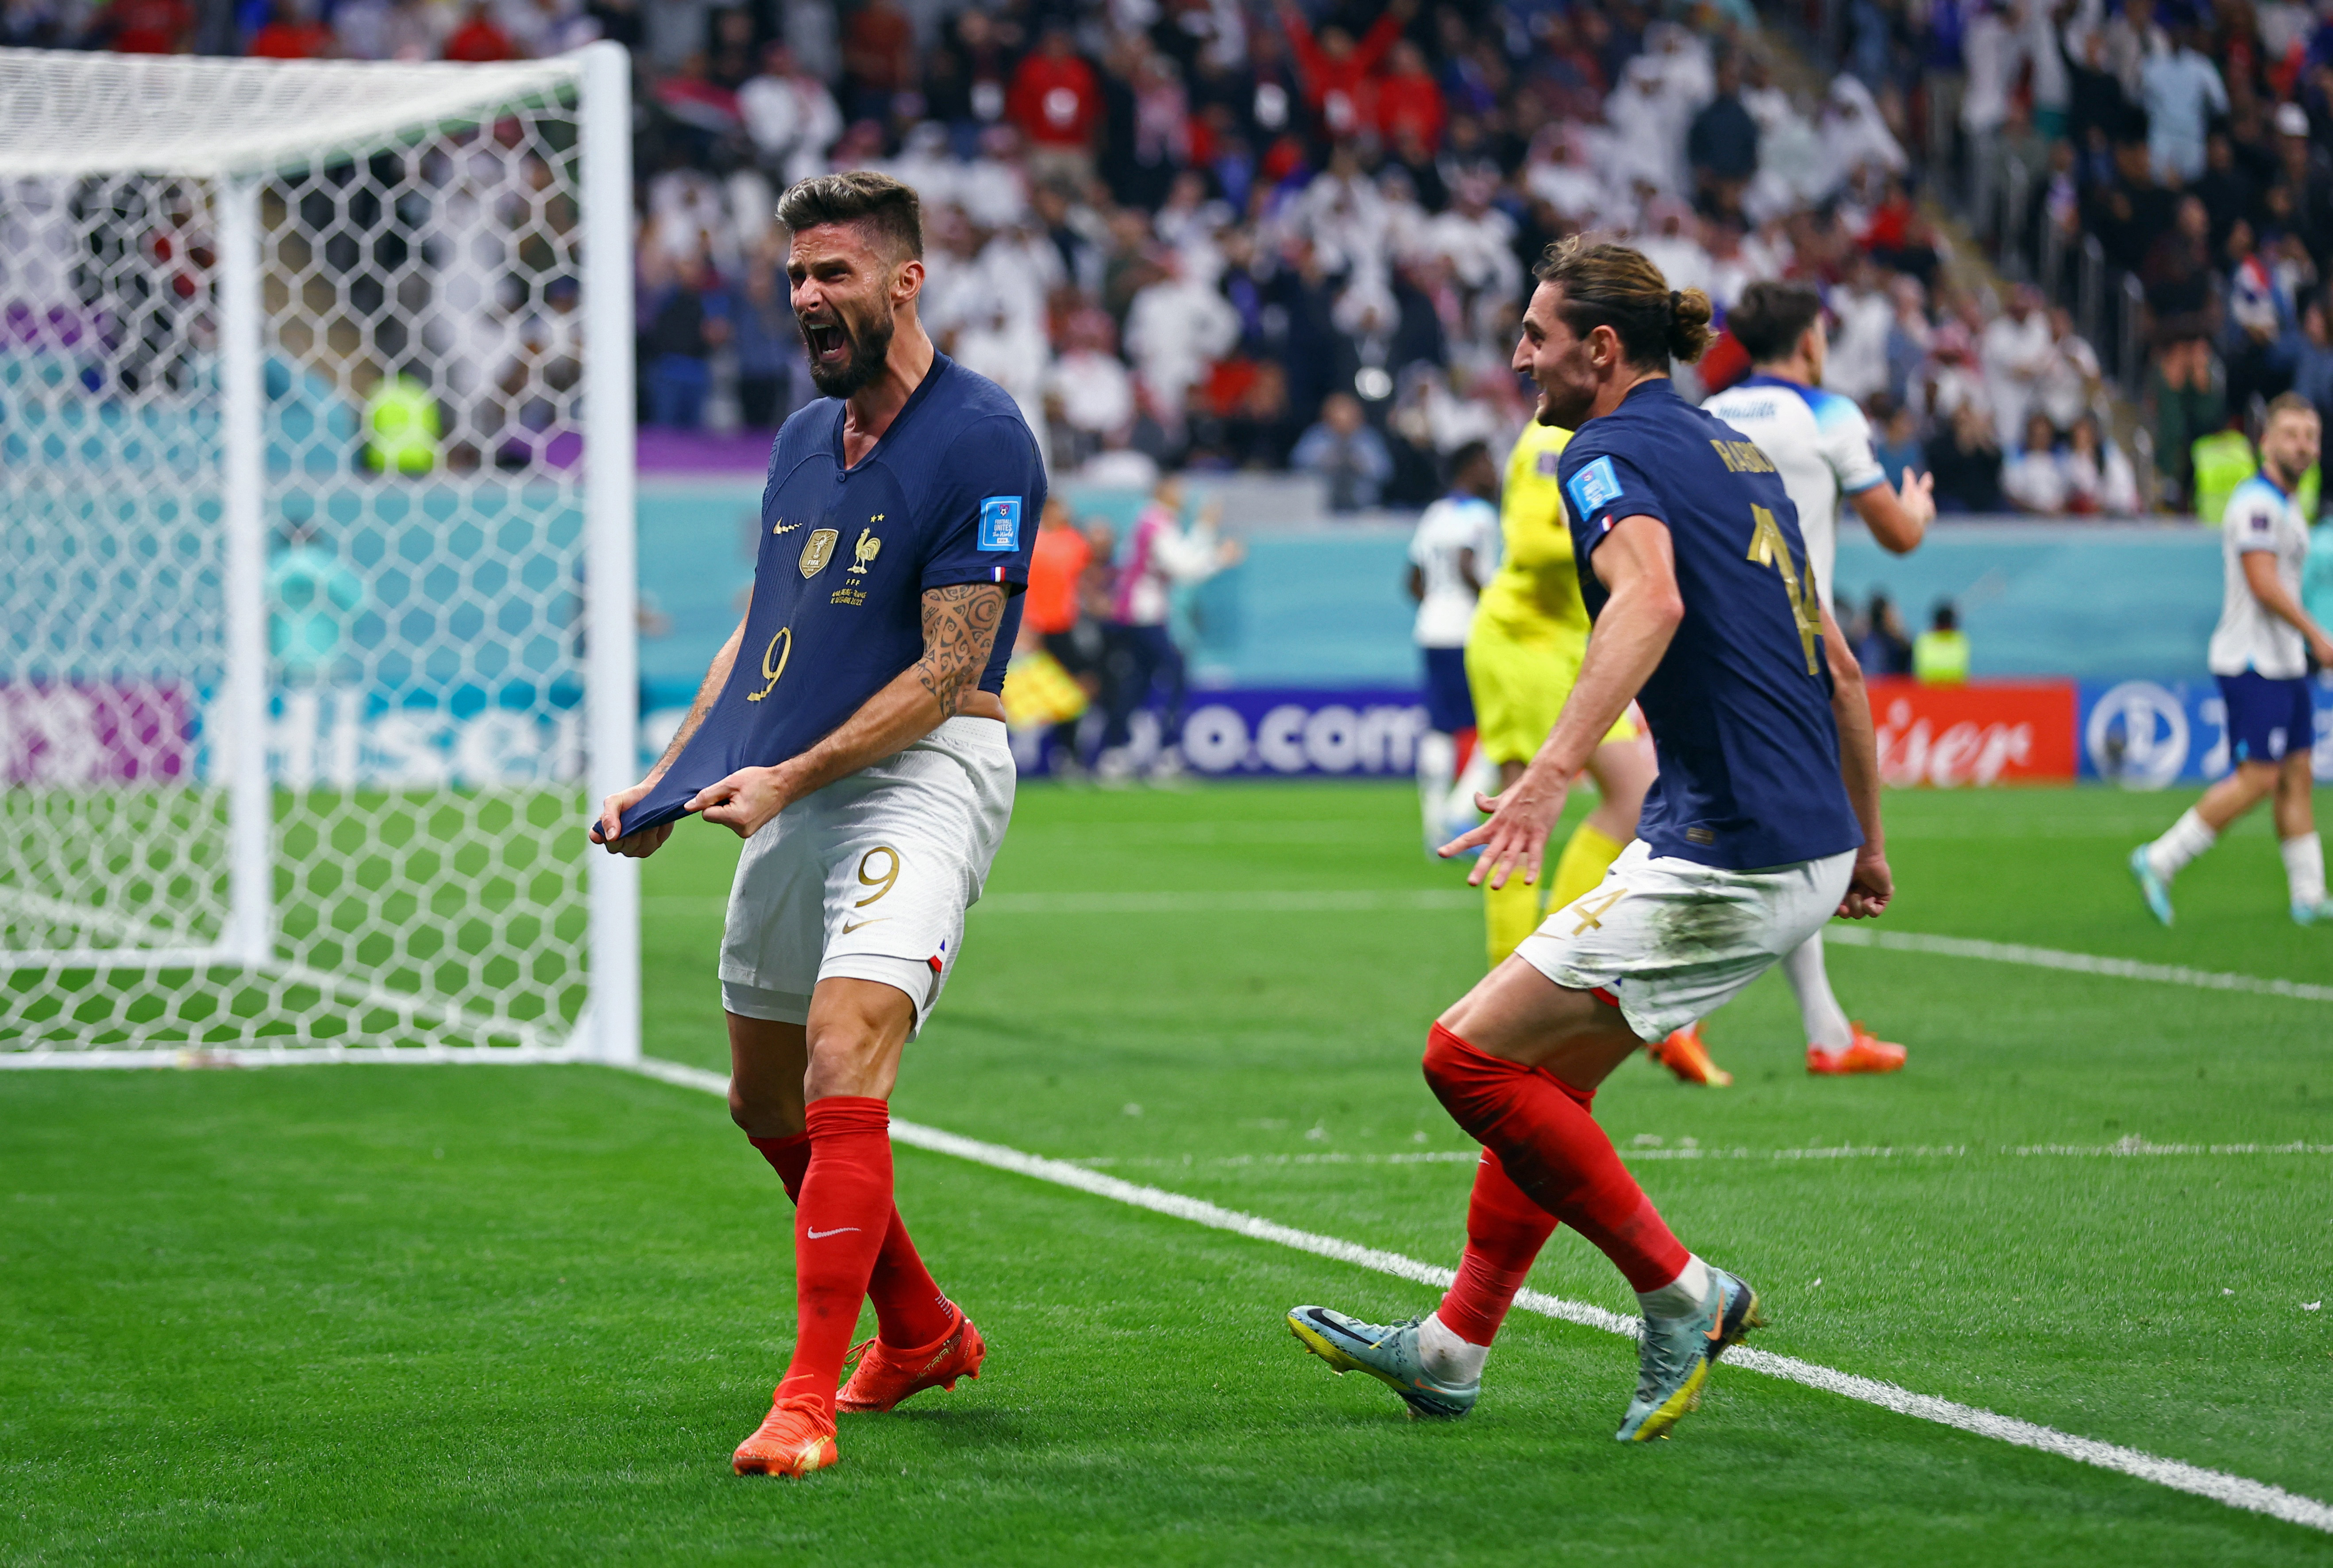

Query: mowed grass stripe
[[621, 1056, 2333, 1538]]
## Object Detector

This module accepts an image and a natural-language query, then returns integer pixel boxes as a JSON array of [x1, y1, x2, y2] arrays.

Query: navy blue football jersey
[[617, 354, 1042, 837], [1558, 378, 1862, 870]]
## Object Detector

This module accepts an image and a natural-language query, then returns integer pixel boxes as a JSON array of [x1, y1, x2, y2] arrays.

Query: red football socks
[[772, 1097, 952, 1416], [750, 1121, 956, 1359], [1422, 1022, 1688, 1293], [1436, 1151, 1559, 1346]]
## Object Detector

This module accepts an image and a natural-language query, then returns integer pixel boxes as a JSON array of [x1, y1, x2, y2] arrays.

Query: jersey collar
[[832, 350, 951, 474]]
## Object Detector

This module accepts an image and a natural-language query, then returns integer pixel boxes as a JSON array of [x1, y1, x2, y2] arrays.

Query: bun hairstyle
[[1532, 236, 1712, 368]]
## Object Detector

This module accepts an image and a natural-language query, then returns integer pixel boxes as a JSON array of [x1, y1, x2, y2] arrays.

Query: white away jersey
[[1408, 492, 1500, 647], [1698, 373, 1886, 611], [2210, 475, 2312, 678]]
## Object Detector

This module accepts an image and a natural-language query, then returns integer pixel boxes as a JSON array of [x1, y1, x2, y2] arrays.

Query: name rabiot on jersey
[[1698, 374, 1886, 613]]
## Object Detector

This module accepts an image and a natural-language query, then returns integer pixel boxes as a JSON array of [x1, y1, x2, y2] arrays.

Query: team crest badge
[[798, 528, 838, 577]]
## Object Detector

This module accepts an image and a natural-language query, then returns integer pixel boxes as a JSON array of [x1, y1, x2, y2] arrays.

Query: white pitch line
[[1062, 1139, 2333, 1168], [1822, 925, 2333, 1004], [643, 888, 2333, 1005], [620, 1056, 2333, 1537]]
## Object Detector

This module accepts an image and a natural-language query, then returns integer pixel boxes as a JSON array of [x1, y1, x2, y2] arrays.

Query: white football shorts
[[719, 716, 1014, 1037], [1514, 839, 1855, 1042]]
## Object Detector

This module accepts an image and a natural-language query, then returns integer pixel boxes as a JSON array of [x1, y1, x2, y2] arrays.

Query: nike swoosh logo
[[806, 1226, 860, 1239], [772, 521, 800, 534], [841, 917, 888, 933]]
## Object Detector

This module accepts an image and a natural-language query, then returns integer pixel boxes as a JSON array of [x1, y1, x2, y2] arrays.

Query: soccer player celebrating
[[1288, 240, 1892, 1442], [1696, 281, 1935, 1076], [2132, 393, 2333, 925], [594, 171, 1044, 1478]]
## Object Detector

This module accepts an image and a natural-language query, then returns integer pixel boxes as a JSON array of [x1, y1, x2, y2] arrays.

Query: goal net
[[0, 45, 638, 1065]]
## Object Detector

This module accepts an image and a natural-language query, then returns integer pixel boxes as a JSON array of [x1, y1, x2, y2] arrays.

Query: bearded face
[[798, 286, 897, 399], [1516, 285, 1600, 430]]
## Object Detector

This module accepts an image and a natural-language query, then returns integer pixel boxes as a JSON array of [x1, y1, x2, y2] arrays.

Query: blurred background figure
[[1097, 477, 1243, 784], [1405, 439, 1500, 853], [1914, 601, 1971, 685]]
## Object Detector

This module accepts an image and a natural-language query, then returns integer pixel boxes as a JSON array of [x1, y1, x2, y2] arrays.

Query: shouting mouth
[[803, 318, 850, 364]]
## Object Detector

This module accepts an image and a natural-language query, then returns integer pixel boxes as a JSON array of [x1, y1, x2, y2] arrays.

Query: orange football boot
[[1806, 1024, 1908, 1075], [835, 1312, 986, 1414], [731, 1395, 838, 1477], [1649, 1021, 1732, 1086]]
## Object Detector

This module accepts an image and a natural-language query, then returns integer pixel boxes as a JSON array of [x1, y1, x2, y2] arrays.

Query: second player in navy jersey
[[593, 172, 1034, 1480], [1557, 378, 1862, 871], [1289, 240, 1891, 1447]]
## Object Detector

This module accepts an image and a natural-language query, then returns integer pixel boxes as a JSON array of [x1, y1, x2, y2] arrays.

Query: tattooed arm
[[686, 582, 1011, 839]]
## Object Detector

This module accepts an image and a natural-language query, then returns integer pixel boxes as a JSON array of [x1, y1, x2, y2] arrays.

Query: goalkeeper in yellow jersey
[[1463, 420, 1726, 1086]]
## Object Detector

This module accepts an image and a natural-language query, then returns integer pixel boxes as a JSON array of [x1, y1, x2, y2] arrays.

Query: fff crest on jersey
[[798, 528, 839, 577], [848, 526, 882, 574]]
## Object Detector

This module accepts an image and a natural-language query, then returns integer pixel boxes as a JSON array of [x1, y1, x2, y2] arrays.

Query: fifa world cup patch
[[977, 496, 1022, 551], [1566, 456, 1622, 520]]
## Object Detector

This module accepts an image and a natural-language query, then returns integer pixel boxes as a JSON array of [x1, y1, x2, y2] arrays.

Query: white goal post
[[0, 44, 638, 1065]]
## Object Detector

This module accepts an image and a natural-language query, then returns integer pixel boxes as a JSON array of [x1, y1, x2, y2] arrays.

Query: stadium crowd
[[47, 0, 2333, 517]]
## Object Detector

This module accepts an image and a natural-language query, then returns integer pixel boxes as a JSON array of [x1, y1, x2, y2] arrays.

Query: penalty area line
[[621, 1054, 2332, 1537]]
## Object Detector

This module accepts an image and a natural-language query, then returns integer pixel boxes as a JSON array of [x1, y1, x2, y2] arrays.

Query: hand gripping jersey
[[1474, 420, 1591, 650], [1558, 378, 1863, 871], [1697, 373, 1886, 613], [619, 354, 1045, 837], [2209, 474, 2312, 680]]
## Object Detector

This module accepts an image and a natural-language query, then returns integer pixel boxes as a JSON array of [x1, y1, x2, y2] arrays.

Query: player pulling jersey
[[1290, 241, 1891, 1445], [597, 173, 1041, 1481], [2133, 393, 2333, 926]]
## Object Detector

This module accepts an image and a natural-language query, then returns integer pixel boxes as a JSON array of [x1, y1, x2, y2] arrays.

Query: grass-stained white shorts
[[1515, 839, 1855, 1042], [719, 717, 1013, 1037]]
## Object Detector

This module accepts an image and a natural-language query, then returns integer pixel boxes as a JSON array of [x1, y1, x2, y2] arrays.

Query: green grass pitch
[[4, 781, 2330, 1564]]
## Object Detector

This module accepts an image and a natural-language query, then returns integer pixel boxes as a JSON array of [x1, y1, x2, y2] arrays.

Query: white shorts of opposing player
[[1515, 840, 1855, 1043], [719, 717, 1014, 1037]]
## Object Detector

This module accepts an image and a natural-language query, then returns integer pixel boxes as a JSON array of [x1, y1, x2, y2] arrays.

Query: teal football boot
[[1286, 1306, 1478, 1419], [2294, 898, 2333, 926], [1614, 1267, 1763, 1442], [2129, 845, 2175, 927]]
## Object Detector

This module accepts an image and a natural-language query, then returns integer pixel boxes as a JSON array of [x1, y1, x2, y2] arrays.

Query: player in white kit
[[2132, 393, 2333, 925], [1407, 441, 1502, 851], [1696, 281, 1936, 1075]]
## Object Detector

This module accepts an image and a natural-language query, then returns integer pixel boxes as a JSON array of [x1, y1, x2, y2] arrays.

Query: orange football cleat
[[731, 1395, 838, 1477], [835, 1312, 986, 1414], [1650, 1022, 1732, 1087], [1806, 1024, 1908, 1075]]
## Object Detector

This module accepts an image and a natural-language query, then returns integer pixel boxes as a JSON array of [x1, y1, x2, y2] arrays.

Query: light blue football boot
[[1286, 1306, 1479, 1419], [1614, 1267, 1763, 1442], [2294, 898, 2333, 926], [2129, 845, 2175, 927]]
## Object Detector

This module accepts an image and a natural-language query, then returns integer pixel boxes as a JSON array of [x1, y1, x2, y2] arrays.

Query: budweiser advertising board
[[1864, 678, 2079, 786]]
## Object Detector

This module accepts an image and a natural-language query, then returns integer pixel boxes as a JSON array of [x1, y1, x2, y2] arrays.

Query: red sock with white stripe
[[773, 1097, 896, 1417], [748, 1133, 956, 1351], [1420, 1022, 1689, 1293]]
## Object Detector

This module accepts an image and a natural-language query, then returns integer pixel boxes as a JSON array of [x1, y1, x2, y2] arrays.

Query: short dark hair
[[1532, 237, 1712, 368], [1444, 439, 1492, 485], [1727, 280, 1825, 365], [776, 170, 924, 261]]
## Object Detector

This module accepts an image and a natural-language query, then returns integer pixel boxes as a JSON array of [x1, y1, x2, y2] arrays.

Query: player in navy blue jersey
[[1289, 239, 1892, 1443], [593, 171, 1044, 1479]]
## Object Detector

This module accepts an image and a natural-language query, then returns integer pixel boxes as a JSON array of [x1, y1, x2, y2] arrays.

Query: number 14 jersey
[[1557, 377, 1862, 871]]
